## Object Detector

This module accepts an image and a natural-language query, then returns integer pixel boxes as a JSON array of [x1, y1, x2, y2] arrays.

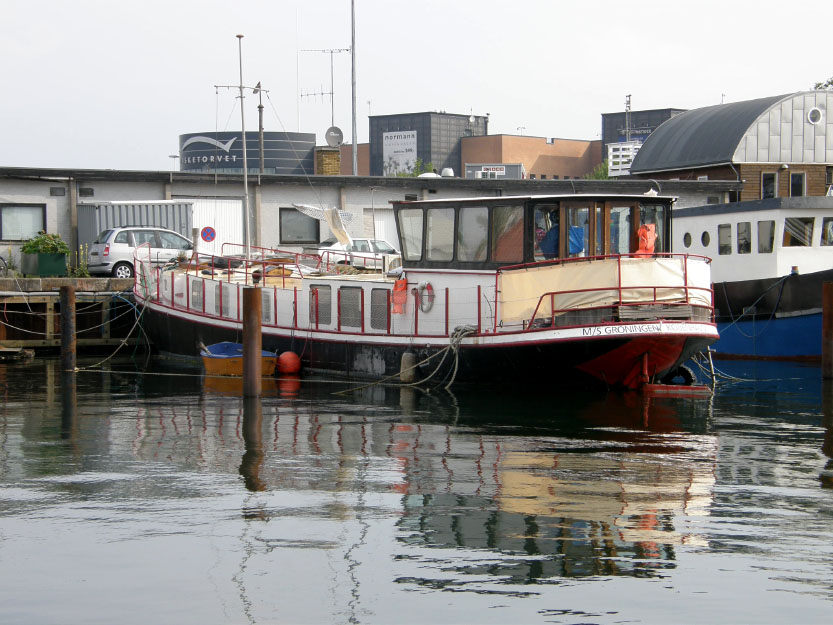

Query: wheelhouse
[[392, 194, 673, 270]]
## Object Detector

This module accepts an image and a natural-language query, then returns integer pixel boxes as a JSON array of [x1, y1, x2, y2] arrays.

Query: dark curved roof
[[630, 94, 790, 173]]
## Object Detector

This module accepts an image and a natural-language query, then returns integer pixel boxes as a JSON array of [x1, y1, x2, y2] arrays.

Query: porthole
[[701, 231, 710, 247], [808, 107, 823, 125], [683, 233, 692, 248]]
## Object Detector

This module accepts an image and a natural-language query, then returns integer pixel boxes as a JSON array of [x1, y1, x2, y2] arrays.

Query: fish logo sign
[[181, 136, 237, 152]]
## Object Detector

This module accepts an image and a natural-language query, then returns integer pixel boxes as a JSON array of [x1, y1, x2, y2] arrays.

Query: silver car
[[88, 226, 193, 278], [316, 238, 398, 269]]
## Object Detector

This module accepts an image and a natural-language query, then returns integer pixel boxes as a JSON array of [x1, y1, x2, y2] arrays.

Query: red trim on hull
[[576, 336, 688, 390]]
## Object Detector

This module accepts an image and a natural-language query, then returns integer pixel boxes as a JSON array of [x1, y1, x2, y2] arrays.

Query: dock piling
[[243, 287, 262, 396], [59, 285, 76, 372]]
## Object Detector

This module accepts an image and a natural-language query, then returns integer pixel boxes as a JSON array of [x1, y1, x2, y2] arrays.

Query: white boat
[[672, 196, 833, 359], [133, 193, 718, 390]]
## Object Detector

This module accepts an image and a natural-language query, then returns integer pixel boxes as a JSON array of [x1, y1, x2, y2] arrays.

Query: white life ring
[[417, 281, 434, 313]]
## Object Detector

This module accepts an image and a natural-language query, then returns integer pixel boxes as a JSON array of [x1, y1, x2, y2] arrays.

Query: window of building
[[790, 173, 805, 197], [426, 208, 454, 261], [279, 207, 319, 244], [491, 205, 524, 263], [78, 187, 94, 197], [737, 222, 751, 254], [541, 175, 547, 180], [457, 206, 488, 261], [761, 173, 777, 199], [0, 204, 45, 240], [718, 224, 732, 255], [49, 187, 66, 197], [697, 175, 709, 181], [758, 220, 775, 253], [529, 174, 536, 180], [783, 217, 814, 247]]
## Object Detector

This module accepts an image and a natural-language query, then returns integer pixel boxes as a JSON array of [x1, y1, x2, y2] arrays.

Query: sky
[[1, 0, 831, 172]]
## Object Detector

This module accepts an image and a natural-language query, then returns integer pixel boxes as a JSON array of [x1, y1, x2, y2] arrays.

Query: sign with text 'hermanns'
[[382, 130, 417, 176]]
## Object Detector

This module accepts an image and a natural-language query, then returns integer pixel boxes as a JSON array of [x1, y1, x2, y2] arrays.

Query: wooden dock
[[0, 278, 137, 350]]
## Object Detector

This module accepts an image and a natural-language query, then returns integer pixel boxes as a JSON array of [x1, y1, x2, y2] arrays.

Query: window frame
[[0, 203, 47, 241], [279, 206, 320, 245]]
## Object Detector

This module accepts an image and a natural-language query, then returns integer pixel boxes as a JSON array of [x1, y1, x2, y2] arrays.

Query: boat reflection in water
[[128, 381, 717, 587]]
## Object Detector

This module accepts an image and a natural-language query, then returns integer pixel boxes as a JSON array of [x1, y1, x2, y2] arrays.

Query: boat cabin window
[[533, 204, 559, 261], [718, 224, 732, 255], [566, 205, 590, 257], [638, 204, 668, 254], [737, 222, 751, 254], [783, 217, 814, 247], [762, 172, 777, 199], [491, 205, 524, 263], [339, 287, 362, 329], [822, 218, 833, 247], [426, 208, 455, 261], [457, 205, 488, 261], [398, 209, 424, 261], [608, 205, 632, 254], [309, 285, 332, 326], [758, 220, 775, 253]]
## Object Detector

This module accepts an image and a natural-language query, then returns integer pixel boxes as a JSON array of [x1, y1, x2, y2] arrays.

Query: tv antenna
[[300, 47, 350, 127]]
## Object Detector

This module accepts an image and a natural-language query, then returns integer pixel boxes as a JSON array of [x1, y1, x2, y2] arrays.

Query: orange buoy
[[277, 351, 301, 374], [278, 375, 301, 397]]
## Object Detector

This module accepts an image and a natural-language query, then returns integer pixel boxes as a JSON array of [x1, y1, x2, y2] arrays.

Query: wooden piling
[[59, 285, 76, 372], [242, 287, 262, 397], [824, 282, 833, 379]]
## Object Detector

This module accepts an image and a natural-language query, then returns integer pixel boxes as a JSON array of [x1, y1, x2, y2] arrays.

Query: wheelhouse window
[[758, 220, 774, 253], [491, 204, 524, 263], [790, 173, 806, 197], [639, 204, 668, 253], [737, 222, 751, 254], [718, 224, 732, 255], [533, 204, 559, 261], [0, 204, 46, 241], [761, 173, 777, 199], [279, 207, 319, 245], [566, 205, 590, 258], [426, 208, 454, 261], [822, 218, 833, 246], [608, 205, 632, 254], [457, 205, 488, 262], [397, 208, 423, 261], [783, 217, 814, 247]]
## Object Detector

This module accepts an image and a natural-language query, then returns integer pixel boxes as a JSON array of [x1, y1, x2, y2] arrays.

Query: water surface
[[1, 357, 831, 624]]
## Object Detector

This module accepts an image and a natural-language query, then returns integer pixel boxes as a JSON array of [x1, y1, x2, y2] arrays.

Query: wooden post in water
[[824, 282, 833, 379], [59, 285, 76, 372], [243, 286, 262, 397]]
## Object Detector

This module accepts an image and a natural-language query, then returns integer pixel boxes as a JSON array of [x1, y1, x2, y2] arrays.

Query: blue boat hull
[[715, 312, 821, 360]]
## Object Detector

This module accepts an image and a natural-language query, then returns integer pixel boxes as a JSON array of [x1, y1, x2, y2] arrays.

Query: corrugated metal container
[[78, 201, 193, 250]]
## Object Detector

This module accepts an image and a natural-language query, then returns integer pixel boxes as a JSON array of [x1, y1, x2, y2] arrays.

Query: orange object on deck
[[391, 279, 408, 314]]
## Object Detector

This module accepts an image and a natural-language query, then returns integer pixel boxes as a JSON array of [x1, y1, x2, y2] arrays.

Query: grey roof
[[630, 94, 790, 174]]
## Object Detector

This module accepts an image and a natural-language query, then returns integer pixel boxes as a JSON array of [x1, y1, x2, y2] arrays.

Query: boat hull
[[139, 300, 716, 390], [712, 268, 831, 359]]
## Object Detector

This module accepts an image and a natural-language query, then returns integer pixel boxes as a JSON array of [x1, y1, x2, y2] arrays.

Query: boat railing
[[496, 253, 715, 332]]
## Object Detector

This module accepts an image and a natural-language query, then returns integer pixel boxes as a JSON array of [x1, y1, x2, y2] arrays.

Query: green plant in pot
[[21, 231, 70, 276]]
